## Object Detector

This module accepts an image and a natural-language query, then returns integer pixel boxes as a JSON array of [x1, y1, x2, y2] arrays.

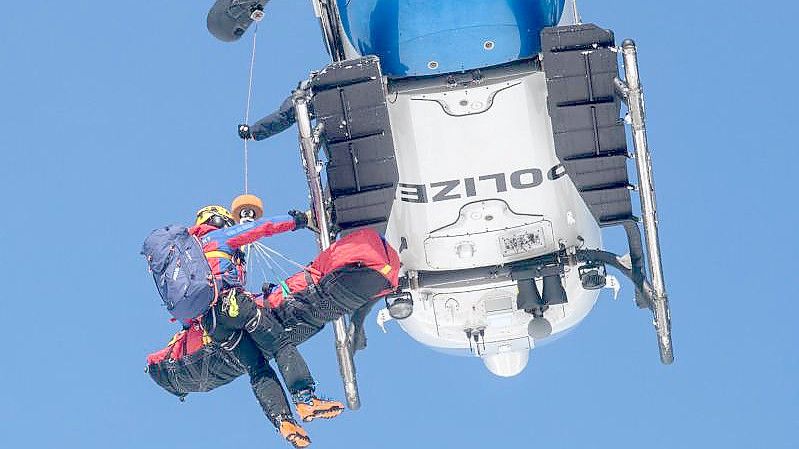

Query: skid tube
[[293, 86, 361, 410], [309, 0, 364, 408], [615, 39, 673, 364]]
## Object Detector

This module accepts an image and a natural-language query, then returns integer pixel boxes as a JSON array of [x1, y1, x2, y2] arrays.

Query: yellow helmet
[[195, 205, 235, 228]]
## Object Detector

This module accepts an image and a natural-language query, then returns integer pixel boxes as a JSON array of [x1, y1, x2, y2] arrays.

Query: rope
[[245, 244, 251, 275], [250, 242, 291, 296], [259, 248, 292, 296], [253, 242, 293, 278], [257, 242, 314, 274], [242, 23, 260, 194], [245, 244, 270, 291], [251, 243, 275, 275], [250, 242, 279, 281], [250, 244, 282, 295]]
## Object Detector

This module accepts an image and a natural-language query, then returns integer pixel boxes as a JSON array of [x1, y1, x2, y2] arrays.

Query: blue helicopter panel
[[337, 0, 565, 78]]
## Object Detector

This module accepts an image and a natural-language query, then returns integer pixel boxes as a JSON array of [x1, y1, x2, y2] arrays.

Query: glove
[[304, 210, 319, 233], [238, 124, 252, 140], [288, 209, 309, 230]]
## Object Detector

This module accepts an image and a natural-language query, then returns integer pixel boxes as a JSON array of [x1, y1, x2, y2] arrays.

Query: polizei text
[[398, 166, 564, 203]]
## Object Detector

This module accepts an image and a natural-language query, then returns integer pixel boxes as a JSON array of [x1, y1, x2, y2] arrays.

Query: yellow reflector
[[380, 264, 392, 275], [204, 250, 232, 260], [228, 293, 240, 318]]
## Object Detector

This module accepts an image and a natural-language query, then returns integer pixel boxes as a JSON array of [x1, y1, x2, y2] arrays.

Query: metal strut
[[311, 0, 347, 61], [293, 87, 361, 410], [308, 0, 362, 409], [617, 39, 673, 364]]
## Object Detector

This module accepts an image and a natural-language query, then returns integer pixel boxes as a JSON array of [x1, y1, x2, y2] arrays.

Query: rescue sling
[[146, 322, 245, 399]]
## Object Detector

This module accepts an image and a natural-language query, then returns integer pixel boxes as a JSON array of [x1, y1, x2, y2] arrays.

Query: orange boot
[[276, 417, 311, 448], [294, 393, 345, 422]]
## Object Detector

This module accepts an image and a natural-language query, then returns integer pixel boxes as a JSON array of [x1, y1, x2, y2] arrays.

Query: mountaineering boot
[[293, 390, 345, 422], [275, 416, 311, 448]]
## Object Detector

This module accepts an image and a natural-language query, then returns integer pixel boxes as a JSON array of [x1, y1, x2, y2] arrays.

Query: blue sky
[[1, 1, 796, 448]]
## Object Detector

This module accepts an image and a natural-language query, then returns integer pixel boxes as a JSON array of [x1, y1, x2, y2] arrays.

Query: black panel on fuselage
[[310, 56, 399, 233], [541, 24, 634, 224]]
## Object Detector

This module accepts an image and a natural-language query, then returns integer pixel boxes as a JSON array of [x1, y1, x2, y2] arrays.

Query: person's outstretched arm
[[224, 212, 307, 249], [240, 96, 297, 141]]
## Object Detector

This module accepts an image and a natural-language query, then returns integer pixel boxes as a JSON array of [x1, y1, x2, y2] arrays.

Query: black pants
[[203, 291, 315, 398], [278, 265, 392, 347], [230, 333, 295, 424]]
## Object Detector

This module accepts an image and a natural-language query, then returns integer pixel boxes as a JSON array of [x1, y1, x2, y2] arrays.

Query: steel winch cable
[[242, 21, 260, 194]]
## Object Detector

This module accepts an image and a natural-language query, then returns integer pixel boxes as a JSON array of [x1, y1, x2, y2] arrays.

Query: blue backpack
[[142, 225, 218, 324]]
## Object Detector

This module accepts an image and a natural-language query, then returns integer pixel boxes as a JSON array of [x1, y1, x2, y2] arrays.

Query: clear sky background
[[1, 1, 797, 448]]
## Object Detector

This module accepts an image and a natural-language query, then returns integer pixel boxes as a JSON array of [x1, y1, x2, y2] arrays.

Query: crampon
[[295, 396, 345, 422], [277, 418, 311, 448]]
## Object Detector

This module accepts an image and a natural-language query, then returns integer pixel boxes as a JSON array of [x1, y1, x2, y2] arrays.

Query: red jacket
[[265, 229, 400, 308]]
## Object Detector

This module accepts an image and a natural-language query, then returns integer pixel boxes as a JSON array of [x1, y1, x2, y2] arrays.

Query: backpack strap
[[207, 306, 218, 335], [198, 321, 212, 346], [179, 332, 189, 358]]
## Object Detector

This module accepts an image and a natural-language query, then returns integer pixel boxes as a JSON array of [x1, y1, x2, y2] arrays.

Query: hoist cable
[[242, 22, 259, 193]]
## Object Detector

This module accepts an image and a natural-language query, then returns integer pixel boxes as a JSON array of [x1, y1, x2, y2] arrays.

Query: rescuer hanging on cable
[[196, 206, 346, 434], [144, 205, 344, 448], [145, 210, 401, 445]]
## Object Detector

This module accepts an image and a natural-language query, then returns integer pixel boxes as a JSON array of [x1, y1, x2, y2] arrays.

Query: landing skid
[[616, 39, 673, 364], [306, 0, 363, 410], [539, 24, 673, 364], [293, 87, 362, 410]]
